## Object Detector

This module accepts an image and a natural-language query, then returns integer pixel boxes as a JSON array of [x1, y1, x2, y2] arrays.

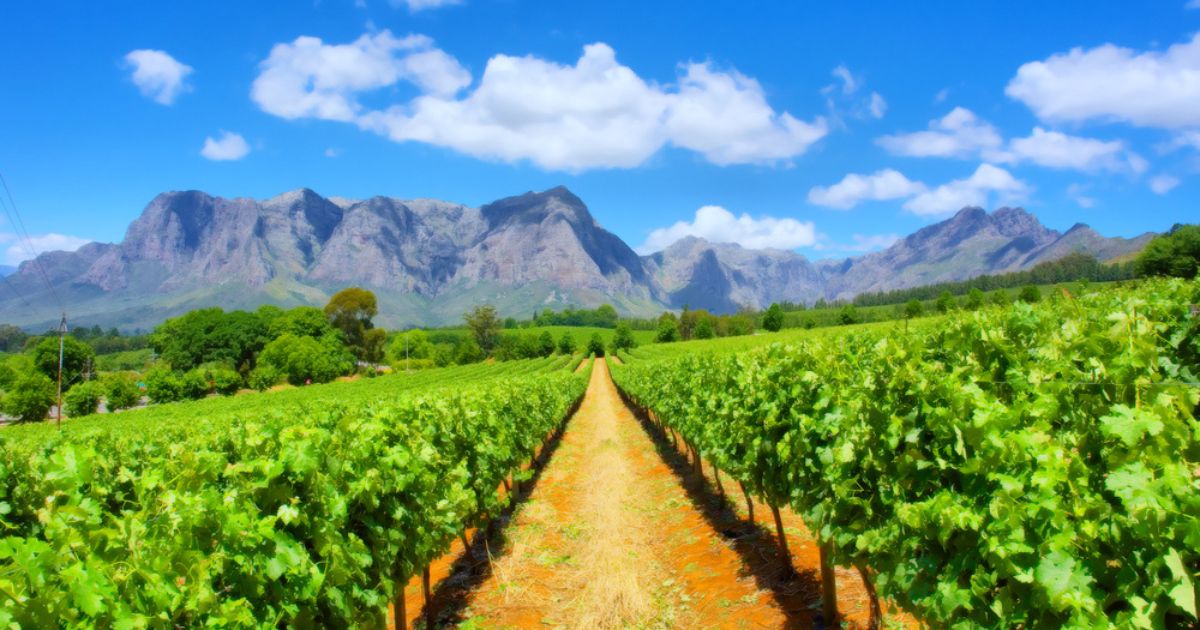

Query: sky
[[0, 1, 1197, 266]]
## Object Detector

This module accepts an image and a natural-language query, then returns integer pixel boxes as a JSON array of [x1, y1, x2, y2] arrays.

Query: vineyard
[[0, 280, 1197, 628], [612, 278, 1200, 628], [0, 356, 588, 627]]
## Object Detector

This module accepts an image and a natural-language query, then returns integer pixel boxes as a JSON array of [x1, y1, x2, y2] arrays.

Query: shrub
[[144, 369, 186, 404], [611, 322, 637, 352], [105, 376, 141, 411], [181, 369, 211, 400], [248, 365, 281, 391], [557, 332, 576, 355], [1019, 285, 1042, 304], [63, 381, 103, 417], [210, 367, 243, 396], [586, 333, 605, 357], [3, 373, 55, 423], [762, 303, 784, 332]]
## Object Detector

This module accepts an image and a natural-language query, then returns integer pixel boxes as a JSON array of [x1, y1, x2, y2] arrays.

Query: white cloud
[[807, 169, 926, 209], [1189, 0, 1200, 9], [392, 0, 462, 10], [903, 164, 1029, 216], [258, 33, 826, 171], [1006, 33, 1200, 129], [200, 131, 250, 161], [1000, 127, 1145, 173], [1150, 174, 1181, 194], [831, 64, 858, 95], [124, 49, 193, 105], [638, 205, 817, 253], [878, 107, 1003, 158], [324, 147, 341, 158], [0, 233, 92, 266], [1166, 130, 1200, 152], [868, 92, 887, 119], [880, 108, 1143, 173], [934, 87, 950, 103], [1066, 183, 1096, 208]]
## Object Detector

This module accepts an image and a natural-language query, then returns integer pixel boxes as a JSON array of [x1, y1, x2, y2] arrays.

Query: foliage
[[0, 324, 28, 353], [557, 331, 576, 355], [144, 369, 186, 404], [1136, 224, 1200, 278], [259, 333, 354, 386], [612, 278, 1200, 629], [464, 305, 502, 355], [838, 304, 860, 325], [151, 307, 270, 372], [655, 314, 680, 342], [387, 330, 434, 366], [762, 303, 784, 332], [63, 381, 103, 417], [1019, 284, 1042, 303], [610, 322, 637, 352], [33, 336, 95, 392], [2, 372, 55, 422], [964, 287, 986, 310], [537, 331, 557, 357], [268, 306, 334, 339], [248, 365, 281, 391], [324, 287, 379, 362], [0, 357, 587, 626], [532, 304, 620, 328], [694, 318, 715, 339], [903, 298, 923, 319], [104, 376, 141, 411], [362, 328, 388, 365], [936, 290, 955, 313], [586, 332, 605, 356]]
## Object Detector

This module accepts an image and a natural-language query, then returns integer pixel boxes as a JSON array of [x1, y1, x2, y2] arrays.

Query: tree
[[586, 333, 605, 357], [144, 369, 186, 404], [151, 307, 269, 372], [763, 303, 784, 332], [362, 328, 388, 365], [655, 313, 680, 342], [63, 381, 103, 417], [557, 332, 576, 355], [611, 321, 637, 352], [694, 318, 715, 339], [838, 304, 860, 325], [991, 290, 1012, 306], [537, 331, 557, 357], [1135, 224, 1200, 278], [936, 290, 955, 313], [105, 376, 142, 411], [464, 305, 502, 355], [0, 324, 28, 353], [270, 306, 334, 339], [1019, 285, 1041, 304], [2, 373, 54, 422], [453, 338, 484, 365], [904, 299, 924, 319], [325, 288, 379, 361], [388, 329, 434, 366], [964, 287, 985, 310], [595, 304, 619, 327], [33, 335, 95, 391], [259, 333, 354, 385]]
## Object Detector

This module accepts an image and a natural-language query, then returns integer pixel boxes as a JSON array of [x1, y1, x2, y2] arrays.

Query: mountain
[[0, 187, 1154, 330]]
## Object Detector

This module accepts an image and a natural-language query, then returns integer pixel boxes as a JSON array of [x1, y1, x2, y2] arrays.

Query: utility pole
[[56, 312, 67, 426]]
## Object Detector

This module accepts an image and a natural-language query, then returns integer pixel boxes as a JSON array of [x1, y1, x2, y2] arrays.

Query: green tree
[[388, 329, 434, 366], [655, 313, 680, 342], [2, 373, 54, 422], [557, 331, 576, 355], [324, 287, 379, 362], [839, 304, 860, 325], [964, 287, 986, 310], [248, 365, 281, 391], [453, 338, 484, 365], [1134, 224, 1200, 278], [144, 369, 186, 404], [33, 336, 95, 391], [0, 324, 28, 353], [537, 330, 557, 357], [1019, 285, 1041, 304], [259, 333, 354, 385], [105, 376, 142, 411], [586, 332, 605, 357], [991, 290, 1012, 306], [362, 328, 388, 365], [694, 317, 716, 339], [63, 380, 103, 417], [762, 303, 784, 332], [595, 304, 619, 327], [936, 290, 955, 313], [464, 305, 502, 355], [270, 306, 334, 339], [611, 321, 637, 352], [904, 299, 924, 319]]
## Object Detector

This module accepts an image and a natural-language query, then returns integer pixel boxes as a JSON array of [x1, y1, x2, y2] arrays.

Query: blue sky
[[0, 1, 1197, 265]]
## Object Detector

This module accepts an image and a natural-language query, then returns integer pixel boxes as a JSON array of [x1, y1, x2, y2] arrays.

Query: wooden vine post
[[819, 538, 839, 623], [393, 575, 407, 630]]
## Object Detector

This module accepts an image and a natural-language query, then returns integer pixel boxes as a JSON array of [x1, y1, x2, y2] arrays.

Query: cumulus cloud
[[807, 169, 926, 209], [1149, 174, 1181, 194], [878, 107, 1003, 158], [638, 205, 817, 254], [903, 164, 1029, 216], [255, 33, 824, 171], [1006, 33, 1200, 129], [0, 233, 92, 266], [879, 108, 1143, 173], [200, 131, 250, 161], [823, 65, 887, 122], [124, 49, 193, 105]]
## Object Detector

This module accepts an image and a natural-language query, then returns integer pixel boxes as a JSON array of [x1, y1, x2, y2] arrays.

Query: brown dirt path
[[391, 359, 905, 629]]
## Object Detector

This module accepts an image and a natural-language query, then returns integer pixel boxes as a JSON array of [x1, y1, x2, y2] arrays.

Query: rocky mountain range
[[0, 186, 1154, 329]]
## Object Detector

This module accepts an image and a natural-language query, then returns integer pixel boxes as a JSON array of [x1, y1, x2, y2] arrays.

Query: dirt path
[[393, 359, 894, 629]]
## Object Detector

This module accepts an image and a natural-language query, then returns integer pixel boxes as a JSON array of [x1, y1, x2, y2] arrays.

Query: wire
[[0, 171, 64, 310]]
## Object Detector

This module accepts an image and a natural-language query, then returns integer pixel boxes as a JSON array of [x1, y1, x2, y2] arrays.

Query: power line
[[0, 171, 63, 310]]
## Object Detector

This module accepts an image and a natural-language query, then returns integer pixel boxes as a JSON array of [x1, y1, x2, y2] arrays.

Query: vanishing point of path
[[392, 359, 889, 629]]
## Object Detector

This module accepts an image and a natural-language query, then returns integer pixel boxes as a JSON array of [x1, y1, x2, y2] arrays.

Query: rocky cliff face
[[0, 187, 1155, 329]]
